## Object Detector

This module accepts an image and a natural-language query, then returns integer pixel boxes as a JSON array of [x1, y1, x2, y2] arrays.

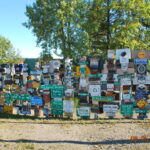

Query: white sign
[[121, 78, 131, 85], [65, 88, 74, 97], [63, 100, 74, 113], [107, 50, 115, 59], [121, 63, 128, 71], [101, 74, 107, 81], [106, 112, 116, 117], [107, 84, 114, 89], [146, 75, 150, 84], [120, 57, 129, 64], [113, 74, 118, 81], [89, 85, 101, 96], [122, 94, 131, 100], [116, 49, 131, 59], [103, 105, 118, 113], [77, 107, 90, 117]]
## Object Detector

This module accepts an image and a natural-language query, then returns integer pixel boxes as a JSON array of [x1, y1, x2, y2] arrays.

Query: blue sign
[[135, 90, 147, 99], [134, 58, 148, 64], [31, 97, 43, 106]]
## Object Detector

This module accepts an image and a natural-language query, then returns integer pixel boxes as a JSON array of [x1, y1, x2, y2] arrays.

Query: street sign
[[134, 58, 148, 64], [51, 88, 64, 98], [51, 100, 63, 116], [120, 104, 133, 115], [135, 109, 148, 113]]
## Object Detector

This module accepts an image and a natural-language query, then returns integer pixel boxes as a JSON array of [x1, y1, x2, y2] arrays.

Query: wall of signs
[[0, 50, 150, 119]]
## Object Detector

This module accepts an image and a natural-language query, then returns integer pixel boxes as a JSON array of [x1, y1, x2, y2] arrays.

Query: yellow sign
[[76, 65, 91, 76], [4, 106, 13, 114], [137, 99, 147, 109], [138, 51, 146, 59], [32, 81, 40, 89]]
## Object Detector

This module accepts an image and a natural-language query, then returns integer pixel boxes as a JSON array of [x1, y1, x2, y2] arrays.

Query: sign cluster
[[0, 50, 150, 119]]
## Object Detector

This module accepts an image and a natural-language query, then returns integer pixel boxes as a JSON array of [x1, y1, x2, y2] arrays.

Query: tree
[[0, 35, 21, 64], [24, 0, 150, 59], [24, 0, 90, 59]]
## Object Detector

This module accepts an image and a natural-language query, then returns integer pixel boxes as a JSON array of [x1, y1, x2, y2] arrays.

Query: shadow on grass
[[0, 139, 150, 145]]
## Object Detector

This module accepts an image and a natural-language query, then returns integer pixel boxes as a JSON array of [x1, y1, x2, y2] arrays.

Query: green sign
[[120, 104, 133, 115], [92, 96, 113, 102], [135, 109, 148, 113], [78, 93, 89, 96], [40, 84, 64, 90], [114, 82, 120, 86], [4, 93, 31, 104], [78, 62, 88, 65], [51, 100, 63, 116], [101, 81, 107, 85], [51, 89, 64, 98], [118, 74, 134, 79], [76, 106, 90, 118], [86, 74, 102, 78]]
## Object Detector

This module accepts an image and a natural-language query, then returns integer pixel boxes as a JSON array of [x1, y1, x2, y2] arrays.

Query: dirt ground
[[0, 118, 149, 150]]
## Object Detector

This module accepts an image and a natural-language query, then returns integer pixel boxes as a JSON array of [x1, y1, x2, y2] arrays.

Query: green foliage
[[24, 0, 150, 59], [0, 36, 21, 64]]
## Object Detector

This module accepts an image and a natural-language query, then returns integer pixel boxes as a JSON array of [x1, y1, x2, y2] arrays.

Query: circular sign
[[137, 64, 146, 74], [138, 51, 146, 59]]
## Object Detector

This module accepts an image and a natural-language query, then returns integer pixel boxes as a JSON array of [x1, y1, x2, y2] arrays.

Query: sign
[[86, 74, 102, 78], [106, 112, 116, 117], [30, 71, 42, 75], [51, 88, 64, 98], [31, 97, 43, 106], [107, 84, 114, 89], [4, 106, 13, 114], [107, 50, 115, 59], [40, 84, 64, 90], [137, 75, 146, 84], [135, 90, 147, 100], [134, 58, 148, 64], [51, 100, 63, 116], [63, 100, 74, 113], [78, 93, 89, 96], [138, 51, 146, 59], [135, 109, 148, 113], [77, 107, 90, 117], [120, 58, 129, 64], [121, 78, 131, 86], [120, 104, 133, 115], [89, 85, 101, 96], [122, 94, 131, 100], [116, 49, 131, 59], [137, 64, 146, 74], [121, 63, 128, 71], [118, 74, 134, 79], [103, 105, 118, 113], [92, 96, 113, 102]]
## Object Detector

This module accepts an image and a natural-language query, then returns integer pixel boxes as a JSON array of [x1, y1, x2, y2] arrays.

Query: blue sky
[[0, 0, 42, 58]]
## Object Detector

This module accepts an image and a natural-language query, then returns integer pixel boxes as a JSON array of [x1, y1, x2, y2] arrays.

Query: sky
[[0, 0, 43, 58]]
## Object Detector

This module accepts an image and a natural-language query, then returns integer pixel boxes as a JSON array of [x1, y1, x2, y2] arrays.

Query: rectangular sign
[[89, 85, 101, 97], [92, 96, 113, 102], [63, 100, 74, 113], [31, 97, 43, 106], [121, 78, 131, 86], [118, 74, 134, 79], [134, 58, 148, 64], [51, 89, 64, 98], [77, 107, 90, 117], [120, 104, 133, 115], [103, 105, 118, 113]]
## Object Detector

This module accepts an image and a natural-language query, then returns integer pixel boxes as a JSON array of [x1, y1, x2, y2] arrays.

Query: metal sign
[[89, 85, 101, 97], [40, 84, 64, 90], [121, 78, 131, 86], [135, 109, 148, 113], [120, 104, 133, 115], [137, 64, 146, 74], [77, 107, 90, 117], [31, 97, 43, 106], [51, 100, 63, 116], [103, 105, 118, 113], [116, 49, 131, 59], [106, 112, 116, 117], [63, 100, 74, 113], [134, 58, 148, 64], [92, 96, 113, 102], [51, 88, 64, 98], [118, 74, 134, 79], [78, 93, 89, 96], [135, 90, 147, 100]]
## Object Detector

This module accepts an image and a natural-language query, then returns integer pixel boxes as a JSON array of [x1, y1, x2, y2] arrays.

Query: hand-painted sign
[[31, 97, 43, 106], [134, 58, 148, 64]]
